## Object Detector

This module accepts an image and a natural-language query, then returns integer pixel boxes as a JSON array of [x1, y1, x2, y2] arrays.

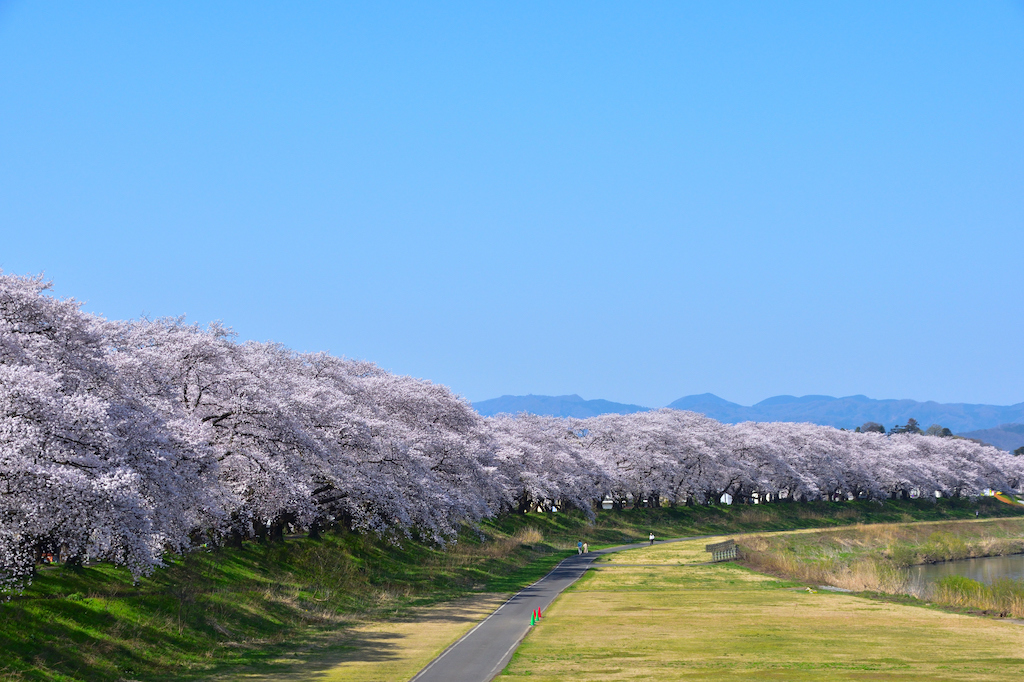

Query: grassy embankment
[[0, 524, 565, 682], [1, 498, 1019, 681], [501, 536, 1024, 681], [739, 516, 1024, 617]]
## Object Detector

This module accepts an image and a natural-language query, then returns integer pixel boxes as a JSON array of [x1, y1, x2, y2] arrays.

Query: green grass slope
[[2, 498, 1020, 681]]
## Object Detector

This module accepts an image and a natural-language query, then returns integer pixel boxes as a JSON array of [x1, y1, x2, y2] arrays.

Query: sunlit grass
[[502, 538, 1024, 681], [229, 593, 507, 682], [1, 498, 1019, 681], [0, 526, 572, 681]]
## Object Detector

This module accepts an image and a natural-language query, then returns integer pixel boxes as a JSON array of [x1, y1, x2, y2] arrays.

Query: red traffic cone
[[538, 607, 542, 619]]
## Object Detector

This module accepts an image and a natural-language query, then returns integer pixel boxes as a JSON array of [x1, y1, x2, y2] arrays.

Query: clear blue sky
[[2, 2, 1023, 407]]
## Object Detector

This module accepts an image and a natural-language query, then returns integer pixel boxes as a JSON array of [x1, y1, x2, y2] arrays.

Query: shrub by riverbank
[[934, 575, 1024, 617]]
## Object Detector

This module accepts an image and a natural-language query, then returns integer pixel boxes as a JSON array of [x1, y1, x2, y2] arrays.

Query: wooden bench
[[705, 539, 737, 562]]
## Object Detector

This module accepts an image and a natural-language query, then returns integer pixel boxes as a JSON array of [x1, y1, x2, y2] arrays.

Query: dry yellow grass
[[501, 538, 1024, 681], [226, 593, 506, 682], [739, 518, 1024, 602]]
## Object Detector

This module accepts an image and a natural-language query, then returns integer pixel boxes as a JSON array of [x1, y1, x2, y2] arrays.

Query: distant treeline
[[2, 272, 1022, 591]]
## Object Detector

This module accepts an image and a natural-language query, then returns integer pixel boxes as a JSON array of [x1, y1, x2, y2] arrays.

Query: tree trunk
[[307, 521, 322, 540], [227, 529, 245, 548]]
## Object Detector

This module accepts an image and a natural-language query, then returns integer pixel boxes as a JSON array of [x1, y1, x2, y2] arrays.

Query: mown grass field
[[2, 498, 1020, 681], [500, 536, 1024, 681]]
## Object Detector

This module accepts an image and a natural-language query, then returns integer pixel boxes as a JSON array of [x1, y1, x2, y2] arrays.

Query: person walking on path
[[649, 532, 655, 546], [583, 542, 589, 554], [577, 540, 583, 554]]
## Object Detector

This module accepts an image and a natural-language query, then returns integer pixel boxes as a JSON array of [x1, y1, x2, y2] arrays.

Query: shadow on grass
[[215, 596, 501, 681]]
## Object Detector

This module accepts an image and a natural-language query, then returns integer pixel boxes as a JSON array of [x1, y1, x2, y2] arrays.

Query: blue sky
[[2, 2, 1023, 407]]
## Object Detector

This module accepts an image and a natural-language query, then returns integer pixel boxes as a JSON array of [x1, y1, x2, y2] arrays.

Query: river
[[910, 553, 1024, 586]]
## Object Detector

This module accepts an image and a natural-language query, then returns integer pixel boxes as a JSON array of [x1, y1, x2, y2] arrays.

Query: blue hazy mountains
[[474, 393, 1024, 435], [958, 424, 1024, 452], [667, 394, 1024, 434], [472, 394, 650, 419]]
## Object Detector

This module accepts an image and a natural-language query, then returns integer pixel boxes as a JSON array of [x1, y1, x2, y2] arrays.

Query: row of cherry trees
[[3, 272, 1022, 590]]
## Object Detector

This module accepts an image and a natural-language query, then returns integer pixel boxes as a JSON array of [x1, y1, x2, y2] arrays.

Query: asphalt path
[[409, 536, 710, 682]]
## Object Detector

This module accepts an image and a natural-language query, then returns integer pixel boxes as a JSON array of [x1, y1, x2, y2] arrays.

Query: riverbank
[[738, 517, 1024, 617], [2, 498, 1020, 681]]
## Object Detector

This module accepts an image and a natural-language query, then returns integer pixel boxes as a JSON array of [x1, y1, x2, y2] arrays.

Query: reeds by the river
[[932, 575, 1024, 617], [738, 518, 1024, 617]]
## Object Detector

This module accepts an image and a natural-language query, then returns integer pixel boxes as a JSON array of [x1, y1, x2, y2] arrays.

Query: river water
[[910, 553, 1024, 586]]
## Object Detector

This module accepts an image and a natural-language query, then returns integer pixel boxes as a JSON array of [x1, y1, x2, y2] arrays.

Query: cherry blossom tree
[[4, 270, 1024, 593], [0, 274, 211, 590], [487, 414, 605, 515]]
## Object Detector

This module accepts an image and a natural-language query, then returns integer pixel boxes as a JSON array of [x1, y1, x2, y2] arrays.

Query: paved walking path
[[409, 536, 709, 682]]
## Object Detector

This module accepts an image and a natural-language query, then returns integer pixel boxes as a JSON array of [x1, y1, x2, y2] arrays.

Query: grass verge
[[0, 526, 570, 682], [2, 497, 1020, 681], [502, 537, 1024, 681]]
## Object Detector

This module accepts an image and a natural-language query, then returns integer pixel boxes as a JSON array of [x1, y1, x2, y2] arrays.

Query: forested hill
[[473, 394, 650, 418], [667, 394, 1024, 433]]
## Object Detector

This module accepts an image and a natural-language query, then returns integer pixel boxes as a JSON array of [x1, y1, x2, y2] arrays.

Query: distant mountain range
[[473, 393, 1024, 443], [666, 394, 1024, 434], [959, 424, 1024, 452], [472, 394, 649, 419]]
